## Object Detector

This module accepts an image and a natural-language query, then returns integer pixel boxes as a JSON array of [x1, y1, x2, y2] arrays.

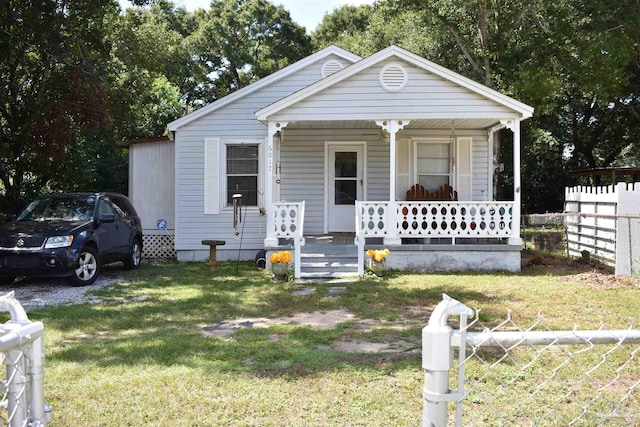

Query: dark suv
[[0, 193, 143, 286]]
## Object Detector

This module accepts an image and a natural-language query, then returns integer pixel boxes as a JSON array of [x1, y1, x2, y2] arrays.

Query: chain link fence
[[422, 295, 640, 426], [0, 292, 51, 427]]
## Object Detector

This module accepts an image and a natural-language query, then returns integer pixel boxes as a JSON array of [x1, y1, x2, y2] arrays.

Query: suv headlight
[[45, 235, 74, 249]]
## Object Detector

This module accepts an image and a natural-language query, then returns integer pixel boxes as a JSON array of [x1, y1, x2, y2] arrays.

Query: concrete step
[[297, 243, 360, 279], [299, 271, 359, 279], [301, 260, 359, 268]]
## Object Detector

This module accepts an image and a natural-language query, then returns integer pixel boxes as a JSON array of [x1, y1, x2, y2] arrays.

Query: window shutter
[[204, 138, 220, 214]]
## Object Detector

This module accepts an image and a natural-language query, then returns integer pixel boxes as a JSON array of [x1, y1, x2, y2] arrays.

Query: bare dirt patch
[[522, 250, 640, 290], [201, 309, 357, 338], [563, 270, 640, 290], [201, 309, 424, 353]]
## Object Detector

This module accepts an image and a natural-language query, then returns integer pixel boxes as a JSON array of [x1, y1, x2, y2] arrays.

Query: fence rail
[[423, 294, 640, 427], [0, 292, 51, 426], [565, 183, 640, 276]]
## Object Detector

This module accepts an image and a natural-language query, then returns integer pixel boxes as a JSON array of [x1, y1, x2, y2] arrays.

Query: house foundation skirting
[[178, 244, 521, 273], [381, 244, 522, 272], [177, 249, 260, 263]]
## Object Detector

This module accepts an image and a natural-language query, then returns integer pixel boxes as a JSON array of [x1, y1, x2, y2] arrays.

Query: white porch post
[[264, 121, 288, 247], [502, 119, 522, 245], [376, 119, 410, 245]]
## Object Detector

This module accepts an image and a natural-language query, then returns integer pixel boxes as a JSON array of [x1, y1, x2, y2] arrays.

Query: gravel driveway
[[1, 268, 125, 312]]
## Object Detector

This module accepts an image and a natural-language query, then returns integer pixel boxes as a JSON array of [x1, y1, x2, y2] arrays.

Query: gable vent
[[321, 59, 344, 78], [379, 63, 408, 92]]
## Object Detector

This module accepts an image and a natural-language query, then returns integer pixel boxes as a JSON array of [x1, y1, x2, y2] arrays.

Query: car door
[[96, 199, 129, 256], [107, 197, 136, 255]]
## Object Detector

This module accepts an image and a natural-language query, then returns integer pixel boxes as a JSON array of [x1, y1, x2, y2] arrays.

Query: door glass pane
[[335, 152, 357, 178], [335, 180, 356, 205]]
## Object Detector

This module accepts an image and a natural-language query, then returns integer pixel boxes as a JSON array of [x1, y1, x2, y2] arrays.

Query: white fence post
[[0, 292, 51, 426], [422, 294, 474, 427]]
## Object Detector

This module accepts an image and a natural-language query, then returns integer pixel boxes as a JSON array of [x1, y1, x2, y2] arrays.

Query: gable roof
[[168, 46, 361, 131], [256, 45, 534, 122]]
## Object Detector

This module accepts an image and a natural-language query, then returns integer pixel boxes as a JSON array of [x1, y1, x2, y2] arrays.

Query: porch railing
[[355, 201, 515, 276], [357, 201, 514, 239], [272, 201, 305, 279]]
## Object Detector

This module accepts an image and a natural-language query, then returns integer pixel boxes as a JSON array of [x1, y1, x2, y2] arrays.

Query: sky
[[118, 0, 376, 32]]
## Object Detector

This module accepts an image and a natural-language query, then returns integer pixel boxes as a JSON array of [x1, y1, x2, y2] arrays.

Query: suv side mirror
[[99, 214, 116, 223]]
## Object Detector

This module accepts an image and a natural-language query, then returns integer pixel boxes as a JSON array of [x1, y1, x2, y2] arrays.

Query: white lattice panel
[[143, 234, 176, 259]]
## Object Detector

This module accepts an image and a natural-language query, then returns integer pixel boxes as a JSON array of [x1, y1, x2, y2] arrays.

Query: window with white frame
[[225, 144, 259, 206], [416, 140, 451, 190]]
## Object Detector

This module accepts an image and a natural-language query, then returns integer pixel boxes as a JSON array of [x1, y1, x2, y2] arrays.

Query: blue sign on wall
[[156, 218, 168, 230]]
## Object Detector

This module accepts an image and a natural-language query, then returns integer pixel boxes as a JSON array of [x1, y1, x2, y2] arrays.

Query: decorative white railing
[[272, 201, 305, 279], [272, 201, 305, 239], [357, 201, 514, 239]]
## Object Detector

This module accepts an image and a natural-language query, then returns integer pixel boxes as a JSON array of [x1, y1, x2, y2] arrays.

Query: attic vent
[[321, 59, 344, 78], [379, 63, 408, 92]]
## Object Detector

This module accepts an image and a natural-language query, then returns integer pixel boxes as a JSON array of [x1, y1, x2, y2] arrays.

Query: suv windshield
[[17, 196, 96, 222]]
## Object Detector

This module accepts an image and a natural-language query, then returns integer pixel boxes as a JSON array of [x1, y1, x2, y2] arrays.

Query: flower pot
[[368, 258, 386, 276], [272, 262, 289, 280]]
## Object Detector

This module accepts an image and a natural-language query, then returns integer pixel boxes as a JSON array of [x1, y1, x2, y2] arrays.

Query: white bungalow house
[[162, 45, 533, 278]]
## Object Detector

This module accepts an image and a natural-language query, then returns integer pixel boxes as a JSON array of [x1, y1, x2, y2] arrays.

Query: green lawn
[[18, 254, 640, 426]]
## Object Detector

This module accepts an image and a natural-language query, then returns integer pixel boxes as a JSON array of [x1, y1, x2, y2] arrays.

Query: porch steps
[[298, 244, 359, 280]]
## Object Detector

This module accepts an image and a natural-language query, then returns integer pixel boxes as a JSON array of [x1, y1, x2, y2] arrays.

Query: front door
[[327, 145, 364, 232]]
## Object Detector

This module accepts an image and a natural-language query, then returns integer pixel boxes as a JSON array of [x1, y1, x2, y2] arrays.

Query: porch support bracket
[[265, 121, 289, 247], [376, 119, 410, 246]]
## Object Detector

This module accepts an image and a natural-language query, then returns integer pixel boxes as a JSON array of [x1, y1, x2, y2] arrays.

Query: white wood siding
[[279, 128, 385, 234], [128, 140, 175, 234], [278, 129, 490, 233], [471, 135, 491, 201], [269, 58, 516, 121], [175, 55, 349, 253]]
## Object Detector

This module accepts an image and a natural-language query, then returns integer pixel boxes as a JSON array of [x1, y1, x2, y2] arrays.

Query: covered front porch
[[256, 46, 532, 278], [265, 179, 522, 279]]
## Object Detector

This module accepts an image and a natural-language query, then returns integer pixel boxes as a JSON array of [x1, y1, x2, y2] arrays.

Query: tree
[[312, 4, 374, 54], [313, 0, 640, 212], [190, 0, 312, 100], [0, 0, 119, 211]]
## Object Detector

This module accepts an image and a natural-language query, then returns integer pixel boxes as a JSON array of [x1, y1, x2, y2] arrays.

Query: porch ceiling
[[285, 118, 501, 130]]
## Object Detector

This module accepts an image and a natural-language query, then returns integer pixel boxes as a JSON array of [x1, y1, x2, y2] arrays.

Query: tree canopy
[[1, 0, 639, 213], [313, 0, 640, 211], [0, 0, 310, 211]]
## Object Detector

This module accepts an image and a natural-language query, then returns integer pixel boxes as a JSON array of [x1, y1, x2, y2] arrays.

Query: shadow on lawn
[[37, 261, 533, 378]]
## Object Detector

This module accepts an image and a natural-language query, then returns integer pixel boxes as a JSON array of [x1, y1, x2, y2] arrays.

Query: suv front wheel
[[69, 246, 100, 286]]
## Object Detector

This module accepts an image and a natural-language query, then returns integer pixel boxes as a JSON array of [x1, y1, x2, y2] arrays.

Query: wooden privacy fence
[[565, 182, 640, 276]]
